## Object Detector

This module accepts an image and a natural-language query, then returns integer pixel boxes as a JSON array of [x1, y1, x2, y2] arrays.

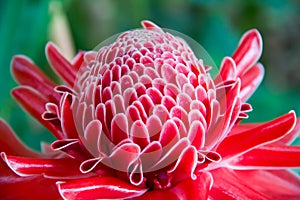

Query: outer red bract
[[1, 21, 300, 199]]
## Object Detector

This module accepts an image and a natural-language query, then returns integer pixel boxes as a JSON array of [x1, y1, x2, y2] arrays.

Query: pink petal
[[144, 67, 159, 79], [170, 106, 189, 129], [140, 75, 152, 88], [111, 113, 129, 144], [12, 86, 64, 139], [11, 55, 60, 103], [146, 115, 162, 141], [46, 42, 76, 86], [195, 85, 207, 102], [164, 83, 179, 100], [188, 121, 205, 150], [216, 56, 237, 83], [233, 170, 300, 199], [1, 152, 82, 178], [101, 70, 112, 89], [141, 55, 154, 66], [176, 73, 189, 90], [106, 47, 119, 64], [139, 94, 154, 116], [0, 119, 42, 157], [83, 120, 102, 157], [217, 111, 297, 160], [131, 120, 150, 150], [177, 93, 192, 112], [230, 145, 300, 169], [95, 103, 110, 139], [232, 29, 263, 75], [239, 63, 264, 102], [162, 96, 176, 111], [153, 105, 170, 124], [105, 100, 115, 131], [183, 83, 195, 99], [114, 94, 126, 114], [210, 168, 269, 199], [102, 86, 113, 103], [112, 64, 121, 81], [135, 82, 147, 97], [128, 69, 139, 83], [121, 75, 134, 93], [57, 176, 147, 199], [147, 87, 163, 105], [108, 143, 140, 172], [159, 120, 180, 149], [124, 87, 138, 106], [127, 105, 143, 125], [161, 63, 177, 84]]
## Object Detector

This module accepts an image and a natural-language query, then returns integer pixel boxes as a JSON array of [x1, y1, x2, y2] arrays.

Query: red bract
[[1, 20, 300, 199]]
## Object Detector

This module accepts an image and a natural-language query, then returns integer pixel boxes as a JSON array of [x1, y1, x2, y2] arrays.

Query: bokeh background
[[1, 0, 300, 152]]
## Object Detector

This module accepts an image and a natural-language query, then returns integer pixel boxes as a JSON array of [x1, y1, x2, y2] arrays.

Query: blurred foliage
[[0, 0, 300, 157]]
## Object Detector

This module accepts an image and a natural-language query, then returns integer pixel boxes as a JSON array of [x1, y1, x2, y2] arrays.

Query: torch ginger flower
[[1, 20, 300, 199]]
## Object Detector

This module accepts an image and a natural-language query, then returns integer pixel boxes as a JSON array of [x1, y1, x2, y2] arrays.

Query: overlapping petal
[[229, 145, 300, 169], [0, 160, 60, 200], [57, 176, 148, 199], [217, 111, 296, 160]]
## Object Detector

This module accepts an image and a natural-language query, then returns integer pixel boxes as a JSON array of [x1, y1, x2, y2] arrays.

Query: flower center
[[70, 25, 227, 189]]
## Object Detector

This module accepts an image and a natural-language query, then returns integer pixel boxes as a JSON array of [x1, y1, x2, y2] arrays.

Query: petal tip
[[0, 152, 28, 177], [141, 20, 163, 32]]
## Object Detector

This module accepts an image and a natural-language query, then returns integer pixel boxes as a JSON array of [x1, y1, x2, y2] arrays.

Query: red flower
[[1, 20, 300, 199]]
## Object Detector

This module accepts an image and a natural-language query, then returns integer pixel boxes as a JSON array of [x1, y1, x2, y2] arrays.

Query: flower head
[[1, 21, 300, 199]]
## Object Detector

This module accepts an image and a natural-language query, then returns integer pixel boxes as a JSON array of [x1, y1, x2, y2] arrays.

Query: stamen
[[153, 171, 172, 190]]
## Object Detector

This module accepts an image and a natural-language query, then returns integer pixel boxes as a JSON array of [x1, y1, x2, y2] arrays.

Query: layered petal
[[11, 55, 60, 103], [232, 29, 263, 75], [46, 42, 77, 86], [12, 86, 64, 139], [1, 152, 83, 178], [239, 63, 264, 102]]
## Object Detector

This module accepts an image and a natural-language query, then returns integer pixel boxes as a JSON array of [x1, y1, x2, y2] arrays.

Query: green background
[[0, 0, 300, 152]]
